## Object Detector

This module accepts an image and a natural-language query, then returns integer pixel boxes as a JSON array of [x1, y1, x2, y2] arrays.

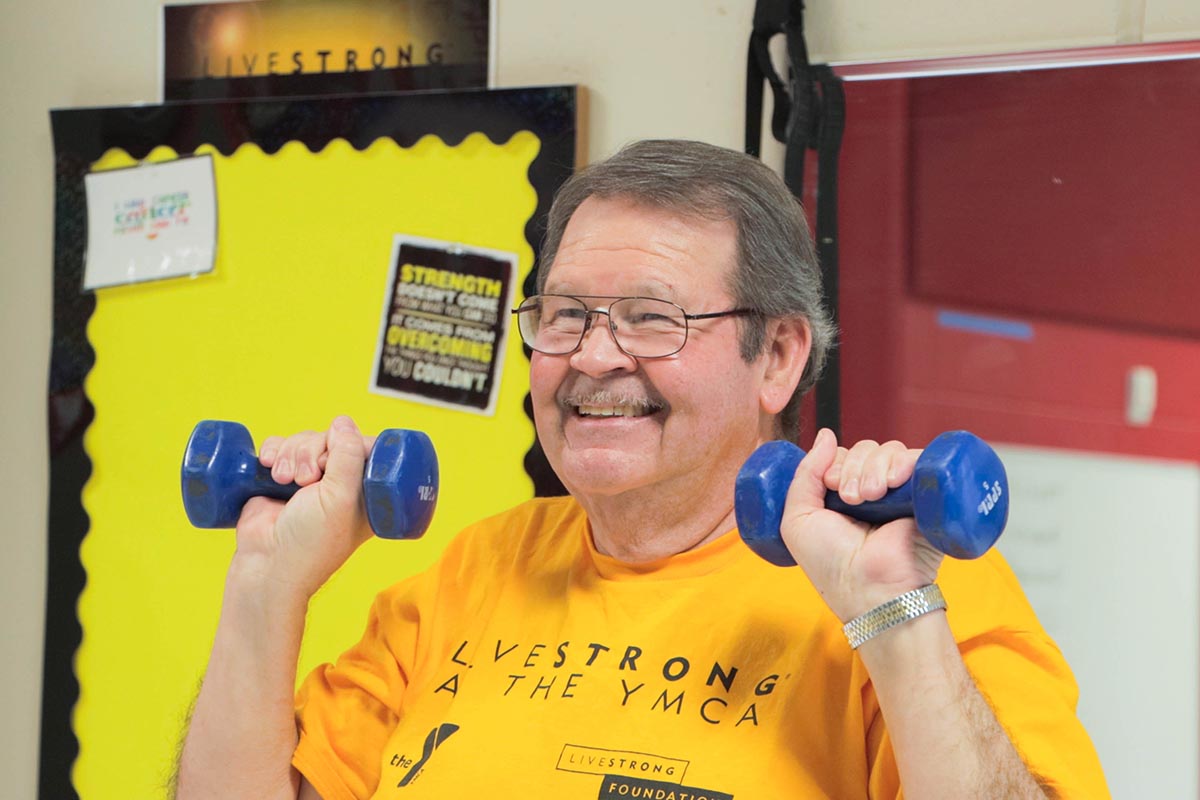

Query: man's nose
[[569, 312, 636, 374]]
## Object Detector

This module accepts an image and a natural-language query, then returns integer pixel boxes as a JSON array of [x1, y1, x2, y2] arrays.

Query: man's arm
[[174, 562, 309, 799], [174, 417, 371, 800], [781, 429, 1049, 798], [858, 611, 1052, 798]]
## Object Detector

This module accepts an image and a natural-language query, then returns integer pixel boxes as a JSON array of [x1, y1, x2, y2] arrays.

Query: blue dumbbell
[[735, 431, 1008, 566], [181, 420, 438, 540]]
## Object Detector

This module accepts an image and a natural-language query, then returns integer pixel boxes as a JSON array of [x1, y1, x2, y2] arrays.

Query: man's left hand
[[778, 429, 944, 622]]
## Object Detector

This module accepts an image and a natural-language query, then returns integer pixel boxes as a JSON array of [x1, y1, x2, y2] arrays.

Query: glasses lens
[[518, 295, 589, 354], [610, 297, 687, 357]]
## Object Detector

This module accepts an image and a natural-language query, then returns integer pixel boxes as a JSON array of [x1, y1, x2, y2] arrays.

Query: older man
[[176, 140, 1107, 798]]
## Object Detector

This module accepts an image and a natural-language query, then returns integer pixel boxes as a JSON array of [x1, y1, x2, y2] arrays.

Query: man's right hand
[[234, 415, 376, 601]]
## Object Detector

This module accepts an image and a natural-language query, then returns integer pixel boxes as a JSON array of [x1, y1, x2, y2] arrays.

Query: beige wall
[[2, 1, 1197, 796]]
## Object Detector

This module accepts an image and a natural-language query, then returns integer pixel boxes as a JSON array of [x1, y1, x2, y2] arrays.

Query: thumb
[[320, 415, 367, 507], [784, 428, 838, 517]]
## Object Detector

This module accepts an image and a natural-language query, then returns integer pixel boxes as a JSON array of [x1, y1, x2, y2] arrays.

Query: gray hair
[[537, 139, 835, 439]]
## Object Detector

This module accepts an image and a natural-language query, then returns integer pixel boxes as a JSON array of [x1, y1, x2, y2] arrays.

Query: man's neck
[[566, 416, 782, 563], [578, 474, 741, 564]]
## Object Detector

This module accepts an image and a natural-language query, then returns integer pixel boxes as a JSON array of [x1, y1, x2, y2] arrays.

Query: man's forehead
[[552, 199, 729, 261], [544, 197, 737, 293], [566, 194, 732, 236]]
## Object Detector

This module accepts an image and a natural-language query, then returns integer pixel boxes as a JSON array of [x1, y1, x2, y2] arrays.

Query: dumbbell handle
[[194, 455, 304, 505], [824, 469, 916, 525]]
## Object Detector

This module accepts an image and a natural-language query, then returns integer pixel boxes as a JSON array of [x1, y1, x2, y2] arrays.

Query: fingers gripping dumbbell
[[181, 420, 438, 539], [735, 431, 1008, 566]]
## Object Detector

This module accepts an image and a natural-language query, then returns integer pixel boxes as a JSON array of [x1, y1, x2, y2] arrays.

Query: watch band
[[842, 584, 947, 649]]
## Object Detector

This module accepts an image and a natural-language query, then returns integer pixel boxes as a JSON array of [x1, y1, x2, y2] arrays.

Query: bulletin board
[[45, 86, 576, 800]]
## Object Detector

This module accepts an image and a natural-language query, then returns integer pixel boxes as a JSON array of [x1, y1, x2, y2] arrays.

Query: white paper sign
[[83, 155, 217, 290]]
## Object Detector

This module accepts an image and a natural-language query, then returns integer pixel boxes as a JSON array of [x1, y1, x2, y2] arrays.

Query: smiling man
[[175, 140, 1108, 799], [525, 194, 802, 562]]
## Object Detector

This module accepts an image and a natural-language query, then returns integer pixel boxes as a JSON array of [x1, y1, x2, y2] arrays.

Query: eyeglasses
[[511, 294, 757, 359]]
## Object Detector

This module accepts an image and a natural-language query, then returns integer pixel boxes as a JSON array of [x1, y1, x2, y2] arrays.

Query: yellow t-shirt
[[293, 496, 1108, 799]]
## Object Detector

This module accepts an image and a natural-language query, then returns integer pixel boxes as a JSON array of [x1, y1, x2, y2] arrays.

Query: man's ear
[[759, 317, 811, 415]]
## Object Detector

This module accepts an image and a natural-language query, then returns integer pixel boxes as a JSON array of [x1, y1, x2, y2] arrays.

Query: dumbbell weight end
[[181, 421, 300, 529], [364, 428, 438, 540]]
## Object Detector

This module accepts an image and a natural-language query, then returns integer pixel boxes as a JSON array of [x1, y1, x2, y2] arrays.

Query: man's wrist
[[842, 584, 947, 649], [225, 554, 314, 616]]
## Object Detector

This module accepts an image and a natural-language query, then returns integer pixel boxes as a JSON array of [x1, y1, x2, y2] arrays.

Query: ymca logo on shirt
[[390, 723, 459, 787]]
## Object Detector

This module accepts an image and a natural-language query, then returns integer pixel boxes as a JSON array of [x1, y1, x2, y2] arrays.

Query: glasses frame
[[511, 293, 758, 359]]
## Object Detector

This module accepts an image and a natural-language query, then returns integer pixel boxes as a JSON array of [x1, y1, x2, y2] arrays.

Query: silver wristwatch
[[842, 584, 947, 650]]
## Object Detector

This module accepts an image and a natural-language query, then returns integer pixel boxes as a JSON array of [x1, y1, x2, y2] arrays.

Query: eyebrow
[[543, 282, 679, 299]]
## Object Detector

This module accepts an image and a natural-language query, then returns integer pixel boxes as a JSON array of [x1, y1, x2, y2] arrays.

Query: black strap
[[744, 0, 794, 156], [745, 0, 845, 438], [811, 65, 844, 437]]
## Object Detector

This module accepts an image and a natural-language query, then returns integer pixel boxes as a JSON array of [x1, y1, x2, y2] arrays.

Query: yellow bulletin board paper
[[73, 132, 539, 798]]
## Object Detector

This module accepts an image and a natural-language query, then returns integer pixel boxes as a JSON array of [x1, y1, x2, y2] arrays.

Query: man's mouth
[[575, 403, 655, 418], [562, 392, 664, 418]]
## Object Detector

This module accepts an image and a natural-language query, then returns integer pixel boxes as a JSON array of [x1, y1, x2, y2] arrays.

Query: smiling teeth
[[566, 392, 661, 417], [577, 404, 648, 417]]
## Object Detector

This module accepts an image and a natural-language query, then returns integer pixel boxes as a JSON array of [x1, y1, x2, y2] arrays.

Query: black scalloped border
[[43, 85, 573, 800]]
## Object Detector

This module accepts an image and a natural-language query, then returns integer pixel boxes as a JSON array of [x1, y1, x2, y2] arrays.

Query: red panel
[[908, 59, 1200, 338], [835, 80, 912, 445], [834, 63, 1200, 462]]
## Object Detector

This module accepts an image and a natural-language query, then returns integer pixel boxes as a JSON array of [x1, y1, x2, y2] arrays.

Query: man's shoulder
[[938, 548, 1046, 639], [374, 496, 587, 605], [448, 494, 588, 564], [466, 494, 585, 534]]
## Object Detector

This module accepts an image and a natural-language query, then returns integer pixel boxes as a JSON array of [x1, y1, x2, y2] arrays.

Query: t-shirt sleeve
[[288, 511, 514, 800], [864, 551, 1110, 798], [961, 627, 1108, 797], [292, 582, 422, 800]]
